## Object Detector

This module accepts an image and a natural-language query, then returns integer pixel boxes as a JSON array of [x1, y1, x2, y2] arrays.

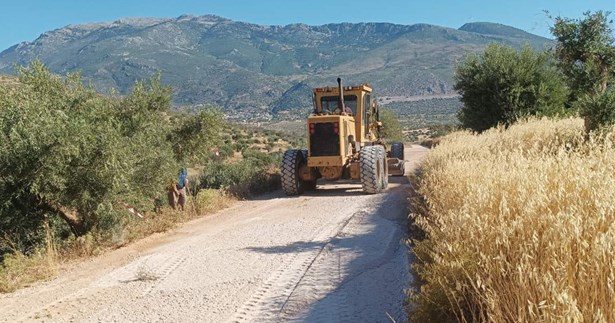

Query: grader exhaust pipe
[[337, 77, 345, 111]]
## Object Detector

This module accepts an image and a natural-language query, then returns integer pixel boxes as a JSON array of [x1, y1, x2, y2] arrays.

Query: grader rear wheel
[[360, 145, 385, 194]]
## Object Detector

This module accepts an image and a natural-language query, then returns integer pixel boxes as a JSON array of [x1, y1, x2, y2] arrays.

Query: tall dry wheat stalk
[[411, 117, 615, 322]]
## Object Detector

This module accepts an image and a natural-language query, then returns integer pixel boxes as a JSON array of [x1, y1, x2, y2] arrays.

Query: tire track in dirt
[[231, 210, 364, 322], [281, 198, 409, 323]]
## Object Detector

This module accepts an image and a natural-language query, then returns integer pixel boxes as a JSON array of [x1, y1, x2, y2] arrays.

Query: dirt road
[[0, 145, 428, 323]]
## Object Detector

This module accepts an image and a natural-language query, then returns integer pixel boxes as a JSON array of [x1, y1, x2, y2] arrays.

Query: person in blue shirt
[[176, 168, 189, 211]]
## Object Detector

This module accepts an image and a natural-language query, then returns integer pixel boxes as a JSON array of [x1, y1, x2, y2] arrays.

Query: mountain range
[[0, 15, 551, 120]]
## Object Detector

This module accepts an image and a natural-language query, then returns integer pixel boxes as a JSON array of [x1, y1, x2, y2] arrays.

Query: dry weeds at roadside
[[0, 189, 235, 293], [410, 117, 615, 322], [0, 224, 59, 293], [0, 250, 57, 293], [121, 189, 235, 245]]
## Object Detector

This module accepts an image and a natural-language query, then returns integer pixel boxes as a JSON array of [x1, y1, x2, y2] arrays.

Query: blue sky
[[0, 0, 613, 51]]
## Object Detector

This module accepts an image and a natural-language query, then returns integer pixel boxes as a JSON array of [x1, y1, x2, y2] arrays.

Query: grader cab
[[281, 78, 405, 195]]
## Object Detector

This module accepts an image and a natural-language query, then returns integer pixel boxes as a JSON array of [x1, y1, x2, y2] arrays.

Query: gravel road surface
[[0, 145, 428, 323]]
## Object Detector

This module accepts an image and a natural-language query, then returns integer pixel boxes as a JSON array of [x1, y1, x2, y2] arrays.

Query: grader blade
[[387, 158, 405, 176]]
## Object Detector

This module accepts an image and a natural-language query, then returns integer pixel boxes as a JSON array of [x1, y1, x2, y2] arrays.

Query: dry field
[[411, 118, 615, 322]]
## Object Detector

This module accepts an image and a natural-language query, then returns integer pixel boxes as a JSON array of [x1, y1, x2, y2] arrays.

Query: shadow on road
[[245, 240, 324, 254], [388, 175, 410, 185], [243, 189, 412, 322]]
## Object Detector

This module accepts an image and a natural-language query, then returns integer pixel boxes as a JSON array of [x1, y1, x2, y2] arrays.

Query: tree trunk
[[35, 195, 87, 237]]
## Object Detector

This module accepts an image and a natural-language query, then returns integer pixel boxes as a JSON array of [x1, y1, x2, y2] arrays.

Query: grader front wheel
[[389, 142, 405, 177], [390, 142, 404, 160]]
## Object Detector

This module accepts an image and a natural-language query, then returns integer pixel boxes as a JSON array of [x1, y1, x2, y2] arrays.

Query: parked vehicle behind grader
[[281, 78, 405, 195]]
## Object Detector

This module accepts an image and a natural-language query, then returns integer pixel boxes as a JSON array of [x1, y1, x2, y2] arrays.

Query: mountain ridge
[[0, 15, 551, 120]]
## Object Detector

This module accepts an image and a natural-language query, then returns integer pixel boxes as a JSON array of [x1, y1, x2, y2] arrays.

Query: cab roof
[[313, 83, 372, 93]]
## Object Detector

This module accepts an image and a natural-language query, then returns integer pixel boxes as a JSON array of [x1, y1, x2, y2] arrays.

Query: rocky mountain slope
[[0, 15, 550, 119]]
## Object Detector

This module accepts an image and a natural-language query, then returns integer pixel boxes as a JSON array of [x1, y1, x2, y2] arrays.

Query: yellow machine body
[[280, 78, 404, 196]]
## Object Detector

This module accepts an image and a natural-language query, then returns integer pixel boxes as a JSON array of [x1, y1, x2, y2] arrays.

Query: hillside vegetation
[[383, 97, 461, 141], [410, 118, 615, 322], [0, 16, 550, 119]]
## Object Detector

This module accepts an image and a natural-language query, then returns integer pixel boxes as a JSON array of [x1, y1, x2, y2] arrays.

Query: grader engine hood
[[306, 115, 355, 167]]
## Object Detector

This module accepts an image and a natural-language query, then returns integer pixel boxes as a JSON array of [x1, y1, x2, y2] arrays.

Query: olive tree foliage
[[454, 44, 569, 132], [167, 108, 224, 164], [0, 62, 222, 247], [551, 11, 615, 131], [379, 107, 404, 143]]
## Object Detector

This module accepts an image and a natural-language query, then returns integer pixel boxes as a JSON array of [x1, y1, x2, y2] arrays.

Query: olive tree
[[551, 11, 615, 131], [454, 44, 568, 132], [0, 62, 222, 248], [167, 109, 223, 164], [379, 107, 404, 143]]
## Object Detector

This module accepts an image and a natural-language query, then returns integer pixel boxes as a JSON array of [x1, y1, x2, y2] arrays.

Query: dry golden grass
[[0, 221, 59, 293], [0, 250, 57, 293], [411, 117, 615, 322]]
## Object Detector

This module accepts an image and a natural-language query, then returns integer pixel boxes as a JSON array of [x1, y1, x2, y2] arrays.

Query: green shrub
[[455, 44, 569, 132], [242, 148, 279, 167], [198, 150, 281, 197], [579, 89, 615, 132], [379, 107, 404, 142], [217, 144, 235, 159], [233, 143, 247, 152], [428, 123, 458, 138]]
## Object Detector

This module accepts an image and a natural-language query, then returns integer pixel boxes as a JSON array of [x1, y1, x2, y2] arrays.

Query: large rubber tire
[[360, 145, 384, 194], [300, 150, 317, 190], [390, 142, 405, 177], [379, 146, 389, 189], [390, 142, 404, 160], [281, 149, 305, 196]]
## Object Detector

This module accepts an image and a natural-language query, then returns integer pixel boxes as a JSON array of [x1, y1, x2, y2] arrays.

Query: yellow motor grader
[[281, 78, 405, 195]]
